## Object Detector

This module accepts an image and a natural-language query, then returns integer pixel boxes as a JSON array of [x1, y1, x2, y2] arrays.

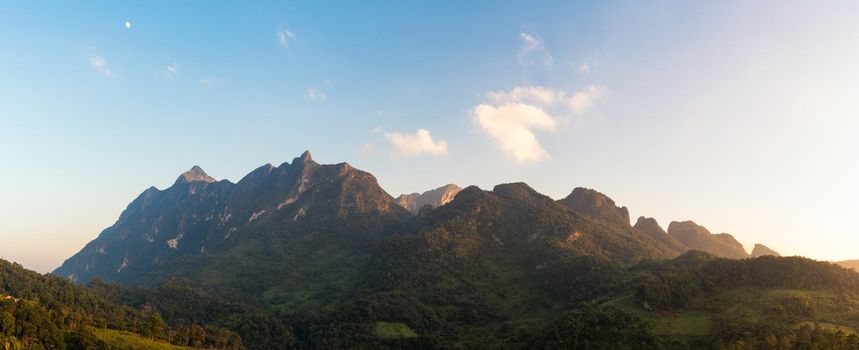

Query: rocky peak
[[634, 217, 667, 236], [292, 150, 314, 166], [667, 221, 748, 259], [559, 187, 630, 226], [175, 165, 216, 184], [666, 221, 708, 245], [750, 243, 780, 258], [634, 216, 688, 255], [396, 184, 462, 214]]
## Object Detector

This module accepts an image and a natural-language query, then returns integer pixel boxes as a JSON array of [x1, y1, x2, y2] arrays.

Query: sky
[[1, 1, 858, 273]]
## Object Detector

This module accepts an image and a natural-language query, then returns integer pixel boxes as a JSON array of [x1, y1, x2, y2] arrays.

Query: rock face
[[559, 187, 630, 226], [395, 184, 461, 214], [750, 243, 780, 257], [667, 221, 748, 259], [53, 151, 409, 284]]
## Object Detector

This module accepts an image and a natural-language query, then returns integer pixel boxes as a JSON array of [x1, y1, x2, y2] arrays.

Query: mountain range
[[3, 151, 855, 349], [55, 151, 772, 287]]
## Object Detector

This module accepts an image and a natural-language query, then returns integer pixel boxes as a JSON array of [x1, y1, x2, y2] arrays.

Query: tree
[[188, 324, 206, 347], [145, 312, 165, 340], [0, 311, 14, 336]]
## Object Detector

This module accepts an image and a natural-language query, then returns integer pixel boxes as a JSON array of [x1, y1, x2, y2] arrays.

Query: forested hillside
[[0, 259, 248, 349]]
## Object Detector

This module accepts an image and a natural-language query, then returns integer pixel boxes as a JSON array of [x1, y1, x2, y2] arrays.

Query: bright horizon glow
[[1, 1, 857, 272]]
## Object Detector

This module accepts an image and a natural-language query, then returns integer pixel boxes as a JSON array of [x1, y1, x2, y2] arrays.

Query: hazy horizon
[[2, 1, 858, 273]]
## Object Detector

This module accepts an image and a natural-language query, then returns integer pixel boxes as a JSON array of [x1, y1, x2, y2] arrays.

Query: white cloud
[[578, 63, 590, 74], [569, 85, 607, 114], [384, 129, 449, 157], [518, 32, 553, 66], [473, 103, 556, 163], [124, 21, 131, 29], [166, 64, 178, 77], [277, 26, 296, 48], [472, 85, 608, 163], [484, 85, 607, 115], [487, 86, 562, 105], [305, 88, 327, 101], [89, 56, 112, 76]]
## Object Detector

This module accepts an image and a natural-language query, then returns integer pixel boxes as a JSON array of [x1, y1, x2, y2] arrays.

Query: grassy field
[[93, 329, 202, 350], [372, 322, 418, 339], [605, 287, 859, 341], [604, 294, 712, 337]]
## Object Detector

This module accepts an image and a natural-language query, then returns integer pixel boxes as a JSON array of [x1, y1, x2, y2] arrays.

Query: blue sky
[[1, 1, 858, 272]]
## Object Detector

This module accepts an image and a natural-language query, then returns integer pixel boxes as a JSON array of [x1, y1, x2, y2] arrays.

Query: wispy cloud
[[305, 88, 327, 101], [569, 85, 607, 114], [518, 32, 553, 67], [166, 64, 178, 78], [384, 129, 449, 157], [487, 86, 563, 105], [276, 26, 296, 48], [473, 85, 607, 163], [578, 63, 590, 74], [89, 56, 112, 76]]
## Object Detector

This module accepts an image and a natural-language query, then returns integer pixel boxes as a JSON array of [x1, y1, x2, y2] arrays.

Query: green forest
[[6, 251, 859, 349]]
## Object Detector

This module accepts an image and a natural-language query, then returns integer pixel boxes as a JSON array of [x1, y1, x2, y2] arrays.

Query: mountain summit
[[559, 187, 631, 226], [175, 165, 216, 184], [750, 243, 781, 257]]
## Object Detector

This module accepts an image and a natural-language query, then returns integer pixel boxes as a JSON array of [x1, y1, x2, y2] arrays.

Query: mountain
[[749, 243, 781, 257], [559, 187, 631, 226], [838, 260, 859, 271], [395, 184, 461, 214], [354, 182, 687, 346], [50, 151, 859, 348], [54, 151, 409, 285], [666, 221, 749, 259], [633, 216, 689, 253]]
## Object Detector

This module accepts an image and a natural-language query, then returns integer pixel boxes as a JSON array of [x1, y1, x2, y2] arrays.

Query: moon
[[124, 21, 131, 29]]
